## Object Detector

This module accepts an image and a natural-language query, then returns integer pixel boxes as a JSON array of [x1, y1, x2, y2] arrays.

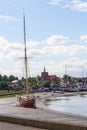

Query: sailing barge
[[16, 11, 35, 108]]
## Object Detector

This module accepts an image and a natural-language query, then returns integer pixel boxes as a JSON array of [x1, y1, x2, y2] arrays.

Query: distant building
[[9, 80, 22, 88], [41, 67, 60, 82], [41, 67, 48, 81]]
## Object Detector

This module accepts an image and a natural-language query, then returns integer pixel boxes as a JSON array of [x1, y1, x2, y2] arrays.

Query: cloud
[[26, 40, 40, 48], [80, 35, 87, 42], [0, 37, 9, 46], [66, 44, 87, 56], [49, 0, 63, 5], [58, 57, 87, 77], [0, 37, 40, 60], [0, 52, 4, 59], [44, 35, 69, 45], [0, 15, 17, 22], [7, 42, 87, 60], [64, 0, 87, 12], [28, 43, 87, 58], [1, 35, 87, 77], [62, 57, 83, 66], [42, 45, 67, 55], [1, 35, 87, 61], [49, 0, 87, 12]]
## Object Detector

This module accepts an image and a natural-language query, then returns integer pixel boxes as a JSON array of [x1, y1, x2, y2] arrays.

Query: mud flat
[[0, 92, 87, 130]]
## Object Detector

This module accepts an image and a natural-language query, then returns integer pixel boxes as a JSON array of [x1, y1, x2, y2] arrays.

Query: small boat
[[16, 11, 35, 108]]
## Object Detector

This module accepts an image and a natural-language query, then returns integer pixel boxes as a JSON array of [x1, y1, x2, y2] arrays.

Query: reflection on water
[[46, 95, 87, 117]]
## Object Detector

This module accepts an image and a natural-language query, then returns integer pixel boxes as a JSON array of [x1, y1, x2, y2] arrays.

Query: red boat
[[16, 10, 36, 108], [16, 96, 35, 108]]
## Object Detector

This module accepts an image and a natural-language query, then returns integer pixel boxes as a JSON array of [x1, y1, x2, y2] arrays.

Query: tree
[[0, 81, 8, 90], [28, 77, 37, 86], [2, 75, 8, 81], [8, 75, 18, 81], [36, 75, 41, 84], [0, 74, 2, 82], [78, 78, 82, 82], [42, 80, 51, 87], [21, 77, 25, 82], [63, 74, 69, 80]]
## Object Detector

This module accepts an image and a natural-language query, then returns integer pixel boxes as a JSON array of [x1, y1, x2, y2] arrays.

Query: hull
[[16, 96, 35, 108]]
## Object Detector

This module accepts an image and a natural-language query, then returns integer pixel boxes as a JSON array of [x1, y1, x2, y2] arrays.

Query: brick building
[[41, 67, 59, 82]]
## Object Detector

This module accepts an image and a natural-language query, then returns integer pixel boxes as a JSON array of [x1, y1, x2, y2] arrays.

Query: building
[[41, 67, 48, 81], [41, 67, 60, 82]]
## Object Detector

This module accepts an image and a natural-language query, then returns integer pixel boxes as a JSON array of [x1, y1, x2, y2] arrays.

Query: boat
[[16, 11, 35, 108]]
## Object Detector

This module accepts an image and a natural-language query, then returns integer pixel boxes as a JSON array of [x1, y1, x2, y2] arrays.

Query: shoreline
[[0, 91, 87, 130], [36, 91, 87, 105], [36, 91, 87, 112]]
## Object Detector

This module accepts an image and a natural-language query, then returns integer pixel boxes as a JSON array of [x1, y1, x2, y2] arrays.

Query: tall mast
[[23, 10, 28, 97]]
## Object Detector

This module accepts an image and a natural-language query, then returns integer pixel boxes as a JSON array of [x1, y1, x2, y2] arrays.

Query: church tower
[[41, 67, 48, 81]]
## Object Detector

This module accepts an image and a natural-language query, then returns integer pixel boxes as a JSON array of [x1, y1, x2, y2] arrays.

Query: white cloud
[[58, 57, 87, 77], [0, 37, 40, 59], [62, 57, 83, 66], [28, 43, 87, 58], [0, 52, 4, 59], [1, 36, 87, 61], [67, 44, 87, 56], [0, 37, 9, 46], [80, 35, 87, 42], [26, 40, 40, 48], [49, 0, 63, 5], [42, 45, 67, 55], [65, 0, 87, 12], [0, 15, 16, 21], [44, 35, 69, 45], [1, 35, 87, 77], [49, 0, 87, 12]]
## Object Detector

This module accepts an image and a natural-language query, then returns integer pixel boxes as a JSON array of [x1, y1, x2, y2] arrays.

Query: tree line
[[0, 74, 18, 91]]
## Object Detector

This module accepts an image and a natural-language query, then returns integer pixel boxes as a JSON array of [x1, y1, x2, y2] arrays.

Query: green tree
[[2, 75, 8, 81], [78, 78, 82, 82], [42, 80, 51, 87], [28, 77, 37, 86], [0, 81, 8, 90], [21, 77, 25, 82], [63, 74, 69, 80], [8, 75, 18, 81], [0, 74, 2, 82]]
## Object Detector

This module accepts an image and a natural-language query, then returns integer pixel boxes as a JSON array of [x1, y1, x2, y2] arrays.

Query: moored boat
[[16, 10, 35, 108], [16, 96, 35, 108]]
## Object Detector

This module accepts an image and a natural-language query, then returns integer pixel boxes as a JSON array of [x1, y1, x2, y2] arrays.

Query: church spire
[[44, 66, 46, 72]]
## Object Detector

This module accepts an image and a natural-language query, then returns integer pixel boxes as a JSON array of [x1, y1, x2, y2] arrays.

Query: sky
[[0, 0, 87, 78]]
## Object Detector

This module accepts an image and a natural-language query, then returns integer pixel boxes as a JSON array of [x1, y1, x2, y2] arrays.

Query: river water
[[45, 94, 87, 117]]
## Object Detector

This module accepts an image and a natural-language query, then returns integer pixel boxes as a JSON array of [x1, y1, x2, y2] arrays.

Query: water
[[45, 94, 87, 117]]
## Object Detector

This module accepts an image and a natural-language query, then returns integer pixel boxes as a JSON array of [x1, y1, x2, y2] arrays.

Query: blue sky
[[0, 0, 87, 78]]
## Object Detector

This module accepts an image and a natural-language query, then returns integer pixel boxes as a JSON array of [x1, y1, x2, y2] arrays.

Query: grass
[[0, 90, 15, 93], [0, 90, 8, 93], [0, 90, 26, 98], [0, 94, 16, 98]]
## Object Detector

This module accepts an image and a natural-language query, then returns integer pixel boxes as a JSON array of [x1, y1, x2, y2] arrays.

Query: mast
[[23, 10, 28, 97]]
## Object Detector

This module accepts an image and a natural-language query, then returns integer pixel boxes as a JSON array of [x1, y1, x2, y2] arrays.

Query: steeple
[[41, 66, 48, 81], [44, 66, 46, 72]]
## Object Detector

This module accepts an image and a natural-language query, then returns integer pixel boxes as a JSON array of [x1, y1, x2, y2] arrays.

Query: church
[[41, 67, 60, 82]]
